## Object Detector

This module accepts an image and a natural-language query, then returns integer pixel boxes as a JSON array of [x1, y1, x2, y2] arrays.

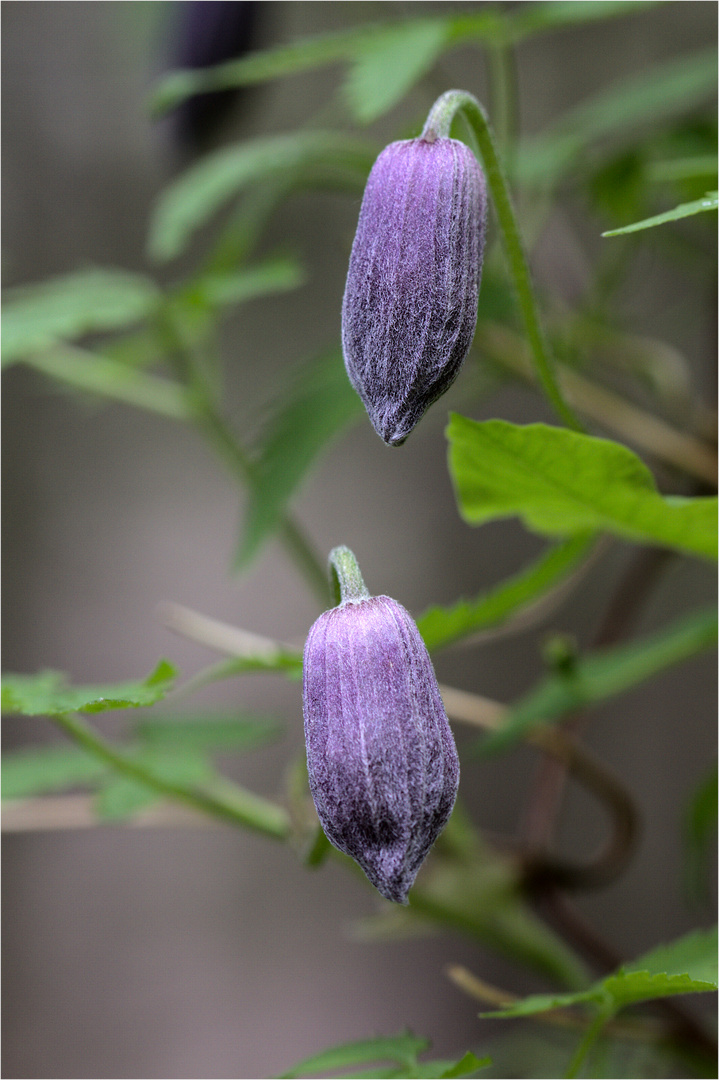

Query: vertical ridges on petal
[[303, 593, 460, 904]]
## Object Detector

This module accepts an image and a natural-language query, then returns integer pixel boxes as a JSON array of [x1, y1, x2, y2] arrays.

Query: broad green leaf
[[2, 269, 160, 365], [448, 416, 718, 561], [1, 661, 177, 717], [280, 1032, 430, 1079], [94, 746, 213, 821], [135, 714, 282, 751], [478, 606, 717, 754], [485, 927, 718, 1018], [602, 190, 718, 235], [514, 49, 717, 186], [236, 351, 364, 569], [2, 745, 108, 799], [417, 534, 596, 653], [191, 255, 305, 308], [684, 763, 718, 903], [21, 347, 190, 420], [343, 20, 448, 124], [148, 132, 376, 262]]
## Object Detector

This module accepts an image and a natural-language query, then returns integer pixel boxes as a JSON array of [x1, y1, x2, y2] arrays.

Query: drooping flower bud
[[342, 133, 486, 446], [303, 547, 459, 904]]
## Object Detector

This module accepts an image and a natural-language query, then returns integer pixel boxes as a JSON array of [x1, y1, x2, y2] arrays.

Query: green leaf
[[2, 269, 160, 365], [438, 1050, 491, 1078], [2, 745, 108, 799], [504, 1, 664, 41], [148, 132, 376, 262], [343, 20, 448, 124], [150, 23, 391, 116], [485, 927, 718, 1019], [135, 714, 282, 751], [478, 606, 717, 754], [684, 763, 718, 903], [602, 190, 718, 235], [514, 48, 718, 186], [20, 347, 190, 420], [94, 746, 213, 821], [280, 1032, 430, 1079], [191, 255, 305, 308], [237, 351, 364, 570], [1, 661, 177, 717], [417, 535, 596, 653], [448, 416, 718, 561]]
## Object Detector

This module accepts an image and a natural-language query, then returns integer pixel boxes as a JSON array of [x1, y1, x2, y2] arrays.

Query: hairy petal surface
[[342, 137, 486, 445], [303, 595, 459, 903]]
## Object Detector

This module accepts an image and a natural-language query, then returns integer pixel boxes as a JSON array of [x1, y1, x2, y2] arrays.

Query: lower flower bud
[[303, 551, 459, 904]]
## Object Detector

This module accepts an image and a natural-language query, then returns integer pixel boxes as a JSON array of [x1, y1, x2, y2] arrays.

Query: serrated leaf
[[448, 416, 717, 561], [417, 534, 596, 653], [135, 714, 282, 751], [343, 20, 448, 124], [148, 132, 375, 262], [237, 351, 364, 570], [514, 48, 717, 186], [1, 660, 177, 717], [478, 606, 717, 754], [2, 745, 108, 799], [280, 1032, 430, 1079], [2, 269, 160, 366], [485, 927, 718, 1019], [602, 190, 718, 235], [21, 347, 190, 420], [94, 746, 212, 821]]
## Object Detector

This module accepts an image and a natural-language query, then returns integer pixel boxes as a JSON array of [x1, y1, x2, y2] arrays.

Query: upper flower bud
[[342, 135, 487, 446], [303, 547, 459, 903]]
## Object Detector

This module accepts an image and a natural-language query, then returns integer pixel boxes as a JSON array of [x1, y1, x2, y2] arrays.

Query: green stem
[[565, 1006, 612, 1078], [328, 545, 370, 606], [421, 90, 583, 431], [51, 711, 290, 840], [162, 305, 329, 604]]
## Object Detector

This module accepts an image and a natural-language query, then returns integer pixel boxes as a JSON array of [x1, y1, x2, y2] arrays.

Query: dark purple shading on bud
[[303, 585, 459, 904], [342, 136, 487, 446]]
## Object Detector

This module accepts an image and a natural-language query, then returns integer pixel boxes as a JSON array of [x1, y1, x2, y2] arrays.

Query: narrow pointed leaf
[[2, 746, 108, 799], [448, 415, 717, 561], [148, 132, 376, 261], [603, 191, 718, 235], [237, 351, 364, 569], [478, 606, 717, 754], [417, 534, 596, 652], [344, 20, 448, 124], [2, 269, 160, 365]]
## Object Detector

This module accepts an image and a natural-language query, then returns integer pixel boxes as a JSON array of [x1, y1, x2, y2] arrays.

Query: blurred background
[[2, 3, 716, 1078]]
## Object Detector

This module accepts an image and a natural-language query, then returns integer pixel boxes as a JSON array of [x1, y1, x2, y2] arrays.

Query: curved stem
[[422, 90, 583, 431], [50, 711, 290, 840], [328, 545, 370, 606]]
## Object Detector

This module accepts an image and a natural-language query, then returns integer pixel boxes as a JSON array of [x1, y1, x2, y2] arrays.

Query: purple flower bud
[[342, 136, 487, 446], [303, 548, 459, 904]]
